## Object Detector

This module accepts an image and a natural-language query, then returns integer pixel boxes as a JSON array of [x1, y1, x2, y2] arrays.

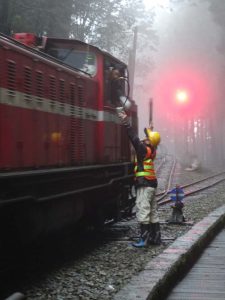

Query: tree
[[0, 0, 73, 37], [0, 0, 14, 34], [1, 0, 158, 76], [70, 0, 157, 61], [206, 1, 225, 54]]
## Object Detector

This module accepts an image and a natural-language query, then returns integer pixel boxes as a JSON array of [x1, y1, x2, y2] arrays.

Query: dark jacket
[[125, 124, 158, 188]]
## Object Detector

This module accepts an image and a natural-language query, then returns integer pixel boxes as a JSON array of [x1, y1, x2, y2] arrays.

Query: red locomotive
[[0, 32, 138, 244]]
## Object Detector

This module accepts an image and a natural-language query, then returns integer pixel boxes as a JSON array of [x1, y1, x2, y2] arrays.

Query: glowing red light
[[175, 90, 189, 104]]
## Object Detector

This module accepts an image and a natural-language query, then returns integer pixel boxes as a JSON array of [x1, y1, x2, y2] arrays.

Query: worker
[[117, 110, 161, 247], [108, 68, 123, 106]]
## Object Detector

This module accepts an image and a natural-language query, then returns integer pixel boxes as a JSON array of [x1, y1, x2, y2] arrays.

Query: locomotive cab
[[13, 32, 132, 110], [43, 37, 130, 108]]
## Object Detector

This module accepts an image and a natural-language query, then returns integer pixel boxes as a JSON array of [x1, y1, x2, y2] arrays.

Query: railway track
[[1, 159, 225, 300], [157, 171, 225, 206], [104, 161, 225, 241], [98, 159, 225, 241]]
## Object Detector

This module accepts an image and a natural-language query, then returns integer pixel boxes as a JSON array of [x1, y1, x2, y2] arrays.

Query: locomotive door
[[103, 57, 128, 161]]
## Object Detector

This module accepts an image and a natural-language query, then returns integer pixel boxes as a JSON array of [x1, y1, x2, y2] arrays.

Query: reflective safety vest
[[134, 146, 156, 180]]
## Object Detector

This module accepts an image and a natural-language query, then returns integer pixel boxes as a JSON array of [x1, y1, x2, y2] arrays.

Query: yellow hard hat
[[144, 128, 161, 147]]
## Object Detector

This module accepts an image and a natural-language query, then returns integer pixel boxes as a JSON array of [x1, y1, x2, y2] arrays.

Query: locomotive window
[[103, 58, 126, 106], [46, 47, 97, 76]]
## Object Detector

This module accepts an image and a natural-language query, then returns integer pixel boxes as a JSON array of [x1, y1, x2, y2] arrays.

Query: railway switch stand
[[167, 185, 185, 224]]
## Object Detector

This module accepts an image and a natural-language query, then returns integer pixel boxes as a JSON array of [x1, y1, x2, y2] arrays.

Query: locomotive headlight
[[51, 132, 62, 143]]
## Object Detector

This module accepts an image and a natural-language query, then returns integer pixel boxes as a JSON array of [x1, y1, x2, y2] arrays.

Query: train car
[[0, 32, 138, 245]]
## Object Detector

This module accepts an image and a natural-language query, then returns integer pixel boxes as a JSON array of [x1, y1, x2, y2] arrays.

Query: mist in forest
[[134, 0, 225, 167], [1, 0, 225, 167]]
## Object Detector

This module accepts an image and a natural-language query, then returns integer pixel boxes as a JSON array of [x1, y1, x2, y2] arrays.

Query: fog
[[3, 0, 224, 168], [133, 0, 225, 168]]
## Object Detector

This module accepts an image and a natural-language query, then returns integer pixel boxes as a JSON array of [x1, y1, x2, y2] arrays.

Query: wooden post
[[149, 98, 154, 130], [128, 26, 138, 99]]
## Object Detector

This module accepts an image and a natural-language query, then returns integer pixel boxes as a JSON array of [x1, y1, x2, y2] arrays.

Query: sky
[[143, 0, 170, 9]]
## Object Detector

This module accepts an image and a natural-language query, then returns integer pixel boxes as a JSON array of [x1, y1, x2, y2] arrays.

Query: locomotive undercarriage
[[0, 162, 135, 247]]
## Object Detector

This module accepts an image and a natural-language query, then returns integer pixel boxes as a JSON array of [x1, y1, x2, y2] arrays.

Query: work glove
[[117, 110, 130, 126]]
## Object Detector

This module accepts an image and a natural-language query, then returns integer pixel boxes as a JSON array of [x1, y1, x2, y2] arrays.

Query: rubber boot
[[148, 222, 161, 245], [132, 223, 149, 248]]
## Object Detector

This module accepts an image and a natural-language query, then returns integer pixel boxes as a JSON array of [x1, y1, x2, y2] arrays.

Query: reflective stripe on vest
[[134, 146, 156, 180]]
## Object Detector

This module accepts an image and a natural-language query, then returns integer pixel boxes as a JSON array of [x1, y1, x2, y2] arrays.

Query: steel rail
[[156, 157, 177, 199], [157, 172, 225, 206]]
